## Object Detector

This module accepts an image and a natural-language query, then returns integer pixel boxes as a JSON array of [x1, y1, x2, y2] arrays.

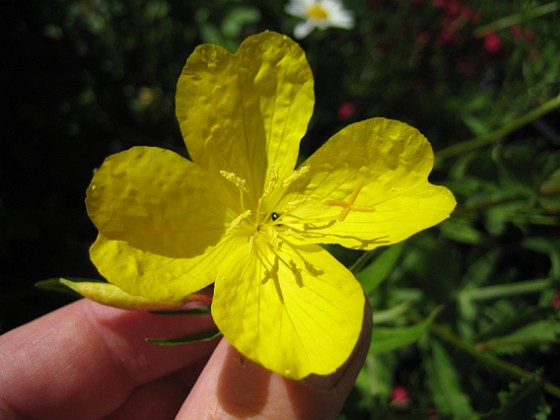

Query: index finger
[[0, 298, 218, 419]]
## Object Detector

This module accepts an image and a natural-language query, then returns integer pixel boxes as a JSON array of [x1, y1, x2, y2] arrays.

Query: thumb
[[178, 301, 372, 419]]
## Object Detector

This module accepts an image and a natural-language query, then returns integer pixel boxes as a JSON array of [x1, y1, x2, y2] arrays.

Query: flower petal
[[176, 32, 314, 202], [87, 146, 235, 259], [212, 239, 365, 379], [90, 234, 240, 301], [279, 118, 456, 249], [60, 279, 185, 310]]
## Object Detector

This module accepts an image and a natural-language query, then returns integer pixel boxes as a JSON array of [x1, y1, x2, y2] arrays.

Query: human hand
[[0, 299, 371, 419]]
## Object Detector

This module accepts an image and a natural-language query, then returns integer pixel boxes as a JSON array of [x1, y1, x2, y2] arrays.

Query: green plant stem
[[461, 278, 551, 301], [473, 2, 560, 37], [475, 338, 560, 352], [430, 323, 560, 399], [349, 249, 376, 274], [452, 194, 525, 216], [436, 95, 560, 163]]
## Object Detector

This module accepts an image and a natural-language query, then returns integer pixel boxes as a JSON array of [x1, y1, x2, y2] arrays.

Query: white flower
[[285, 0, 354, 39]]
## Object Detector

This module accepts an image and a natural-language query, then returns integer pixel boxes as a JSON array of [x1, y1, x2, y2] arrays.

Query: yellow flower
[[69, 32, 455, 379]]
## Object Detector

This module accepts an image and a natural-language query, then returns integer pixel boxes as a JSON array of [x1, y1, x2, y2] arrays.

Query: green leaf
[[478, 319, 560, 354], [221, 7, 261, 39], [147, 328, 222, 346], [369, 307, 439, 354], [523, 237, 560, 279], [150, 307, 211, 316], [356, 242, 404, 295], [35, 277, 104, 297], [425, 339, 476, 418], [439, 217, 483, 245], [480, 376, 550, 420]]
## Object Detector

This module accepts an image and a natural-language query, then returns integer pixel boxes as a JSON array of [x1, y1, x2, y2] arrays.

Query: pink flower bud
[[390, 385, 410, 409], [484, 32, 502, 54]]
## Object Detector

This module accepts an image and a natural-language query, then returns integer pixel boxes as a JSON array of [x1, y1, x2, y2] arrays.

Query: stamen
[[220, 170, 248, 193], [263, 165, 279, 196], [226, 209, 252, 233], [282, 165, 310, 188], [325, 180, 376, 222], [284, 198, 308, 212]]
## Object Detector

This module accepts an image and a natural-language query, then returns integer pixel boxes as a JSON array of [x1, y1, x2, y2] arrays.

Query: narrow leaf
[[425, 339, 475, 418], [369, 307, 440, 354], [147, 328, 222, 346], [150, 307, 211, 316], [356, 242, 404, 295]]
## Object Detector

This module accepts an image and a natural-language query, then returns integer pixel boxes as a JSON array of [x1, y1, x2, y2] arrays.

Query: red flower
[[523, 28, 535, 44], [484, 31, 502, 54], [337, 102, 356, 121], [551, 291, 560, 309], [390, 386, 410, 409], [510, 24, 522, 38]]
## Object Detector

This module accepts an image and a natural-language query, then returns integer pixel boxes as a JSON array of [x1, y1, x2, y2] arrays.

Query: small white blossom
[[285, 0, 354, 39]]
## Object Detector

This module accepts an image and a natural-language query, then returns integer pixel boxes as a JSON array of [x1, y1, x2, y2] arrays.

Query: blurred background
[[2, 0, 559, 417]]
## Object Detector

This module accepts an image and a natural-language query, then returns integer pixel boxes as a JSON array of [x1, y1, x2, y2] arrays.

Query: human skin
[[0, 298, 371, 419]]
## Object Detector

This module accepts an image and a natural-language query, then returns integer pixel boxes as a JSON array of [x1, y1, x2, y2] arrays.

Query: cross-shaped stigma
[[325, 180, 376, 222]]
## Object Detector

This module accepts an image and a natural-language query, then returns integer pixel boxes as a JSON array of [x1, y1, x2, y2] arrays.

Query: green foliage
[[370, 307, 439, 354], [480, 376, 551, 420], [423, 340, 475, 418]]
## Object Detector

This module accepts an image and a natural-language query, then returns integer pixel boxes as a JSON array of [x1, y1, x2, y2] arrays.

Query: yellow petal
[[90, 234, 239, 301], [212, 238, 365, 379], [176, 32, 314, 202], [87, 146, 236, 259], [60, 279, 184, 310], [279, 118, 456, 250]]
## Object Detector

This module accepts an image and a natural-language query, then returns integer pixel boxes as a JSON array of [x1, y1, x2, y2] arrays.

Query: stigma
[[325, 180, 375, 222]]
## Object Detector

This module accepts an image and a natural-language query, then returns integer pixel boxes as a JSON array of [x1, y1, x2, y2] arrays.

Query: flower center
[[306, 5, 329, 20]]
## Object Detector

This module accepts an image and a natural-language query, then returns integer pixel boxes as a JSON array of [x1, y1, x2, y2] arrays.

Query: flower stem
[[475, 338, 560, 352], [452, 194, 525, 216], [349, 249, 376, 274], [436, 95, 560, 163], [430, 323, 560, 399], [473, 2, 560, 37], [460, 278, 551, 301]]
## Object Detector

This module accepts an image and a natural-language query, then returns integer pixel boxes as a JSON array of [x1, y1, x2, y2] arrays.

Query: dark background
[[1, 1, 201, 330]]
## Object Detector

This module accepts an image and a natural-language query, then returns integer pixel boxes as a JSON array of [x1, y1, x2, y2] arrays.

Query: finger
[[0, 299, 218, 420], [104, 354, 210, 420], [103, 375, 187, 420], [178, 300, 372, 419]]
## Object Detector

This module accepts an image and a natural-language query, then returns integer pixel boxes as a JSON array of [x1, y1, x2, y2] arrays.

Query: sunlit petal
[[212, 239, 365, 379], [87, 146, 235, 258], [90, 234, 239, 301], [279, 118, 456, 249], [176, 32, 314, 202]]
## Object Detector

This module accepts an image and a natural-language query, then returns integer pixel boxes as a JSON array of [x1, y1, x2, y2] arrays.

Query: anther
[[220, 170, 248, 193], [282, 166, 310, 188], [226, 210, 252, 233], [263, 165, 279, 196]]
